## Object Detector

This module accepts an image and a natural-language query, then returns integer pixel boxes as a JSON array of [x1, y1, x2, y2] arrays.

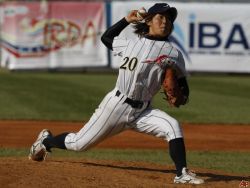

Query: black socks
[[169, 137, 187, 177], [43, 132, 69, 151]]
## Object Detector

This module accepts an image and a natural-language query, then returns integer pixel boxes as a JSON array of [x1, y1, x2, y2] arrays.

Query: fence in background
[[0, 1, 107, 70], [0, 1, 250, 73]]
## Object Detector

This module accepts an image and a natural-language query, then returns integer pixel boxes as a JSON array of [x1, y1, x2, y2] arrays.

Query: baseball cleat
[[28, 129, 52, 162], [174, 167, 204, 184]]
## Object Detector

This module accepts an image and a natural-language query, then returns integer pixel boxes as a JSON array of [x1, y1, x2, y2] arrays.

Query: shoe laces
[[183, 168, 196, 177], [188, 170, 196, 177]]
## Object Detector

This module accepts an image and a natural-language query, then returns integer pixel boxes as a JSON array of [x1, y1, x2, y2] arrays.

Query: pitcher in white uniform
[[29, 3, 204, 185]]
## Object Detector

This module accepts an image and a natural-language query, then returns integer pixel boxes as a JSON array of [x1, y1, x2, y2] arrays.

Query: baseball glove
[[162, 68, 188, 107]]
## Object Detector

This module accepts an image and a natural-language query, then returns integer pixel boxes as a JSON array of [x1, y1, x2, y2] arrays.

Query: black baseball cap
[[148, 3, 177, 23]]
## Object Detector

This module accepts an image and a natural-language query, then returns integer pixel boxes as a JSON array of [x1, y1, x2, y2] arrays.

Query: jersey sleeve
[[174, 50, 187, 78], [112, 36, 129, 57], [162, 48, 187, 78]]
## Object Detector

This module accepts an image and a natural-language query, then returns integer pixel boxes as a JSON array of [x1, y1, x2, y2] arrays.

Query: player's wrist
[[124, 16, 132, 23]]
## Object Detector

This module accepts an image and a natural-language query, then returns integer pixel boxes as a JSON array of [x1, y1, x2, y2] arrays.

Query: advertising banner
[[111, 2, 250, 73], [1, 1, 107, 70]]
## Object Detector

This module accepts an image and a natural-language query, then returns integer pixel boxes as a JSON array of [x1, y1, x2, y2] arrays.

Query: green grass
[[0, 148, 249, 175], [0, 70, 250, 124], [154, 74, 250, 124], [0, 71, 115, 121]]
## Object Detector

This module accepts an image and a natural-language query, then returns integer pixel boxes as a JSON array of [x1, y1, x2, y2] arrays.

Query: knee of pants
[[164, 118, 183, 141], [64, 133, 91, 151]]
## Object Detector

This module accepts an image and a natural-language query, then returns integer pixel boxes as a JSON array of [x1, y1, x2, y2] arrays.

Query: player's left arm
[[177, 76, 189, 102], [175, 50, 189, 104], [176, 50, 189, 103], [163, 50, 189, 107]]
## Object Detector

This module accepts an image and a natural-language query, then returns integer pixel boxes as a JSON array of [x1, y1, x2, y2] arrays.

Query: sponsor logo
[[170, 13, 250, 62], [2, 18, 100, 58]]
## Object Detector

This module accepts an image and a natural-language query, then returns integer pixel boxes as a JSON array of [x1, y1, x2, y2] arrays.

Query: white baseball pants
[[65, 88, 183, 151]]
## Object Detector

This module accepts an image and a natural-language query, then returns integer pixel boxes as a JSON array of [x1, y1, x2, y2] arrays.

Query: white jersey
[[65, 34, 185, 152], [113, 36, 187, 102]]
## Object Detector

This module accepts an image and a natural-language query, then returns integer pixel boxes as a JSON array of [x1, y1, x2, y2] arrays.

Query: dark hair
[[133, 14, 174, 38], [133, 14, 154, 38]]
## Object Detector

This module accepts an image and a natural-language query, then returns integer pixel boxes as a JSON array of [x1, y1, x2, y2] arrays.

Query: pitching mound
[[0, 121, 249, 187], [0, 157, 247, 188]]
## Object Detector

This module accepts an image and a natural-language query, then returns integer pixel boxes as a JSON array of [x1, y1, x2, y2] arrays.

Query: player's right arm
[[101, 10, 141, 50], [101, 18, 129, 50]]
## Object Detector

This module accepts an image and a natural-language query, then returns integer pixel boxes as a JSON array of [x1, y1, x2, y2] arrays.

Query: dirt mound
[[0, 157, 247, 188], [0, 121, 249, 187]]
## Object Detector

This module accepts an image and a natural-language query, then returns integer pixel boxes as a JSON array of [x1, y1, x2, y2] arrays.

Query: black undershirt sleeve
[[177, 77, 189, 98], [101, 18, 130, 50]]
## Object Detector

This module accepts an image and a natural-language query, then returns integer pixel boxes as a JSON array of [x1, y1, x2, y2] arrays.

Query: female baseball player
[[29, 3, 204, 185]]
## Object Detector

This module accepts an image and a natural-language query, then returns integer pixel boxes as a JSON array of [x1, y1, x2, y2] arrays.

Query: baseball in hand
[[136, 7, 147, 20]]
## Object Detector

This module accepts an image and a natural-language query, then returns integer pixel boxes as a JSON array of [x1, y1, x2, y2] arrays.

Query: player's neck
[[145, 35, 169, 41]]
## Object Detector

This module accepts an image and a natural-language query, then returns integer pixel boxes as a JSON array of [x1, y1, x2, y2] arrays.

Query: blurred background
[[0, 0, 250, 124], [1, 0, 250, 72], [1, 2, 249, 182]]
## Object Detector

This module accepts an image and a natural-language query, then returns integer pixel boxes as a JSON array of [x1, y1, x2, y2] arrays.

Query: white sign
[[111, 2, 250, 73]]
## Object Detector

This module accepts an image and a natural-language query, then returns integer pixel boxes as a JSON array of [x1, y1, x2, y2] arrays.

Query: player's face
[[147, 13, 172, 37]]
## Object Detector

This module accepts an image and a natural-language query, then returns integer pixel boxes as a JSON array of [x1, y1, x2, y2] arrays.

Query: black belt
[[115, 90, 144, 109]]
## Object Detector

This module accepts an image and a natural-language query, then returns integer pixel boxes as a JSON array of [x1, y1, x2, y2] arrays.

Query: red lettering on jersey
[[143, 55, 175, 68]]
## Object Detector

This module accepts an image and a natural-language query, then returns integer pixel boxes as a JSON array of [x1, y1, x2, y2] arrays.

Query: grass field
[[0, 69, 250, 179], [0, 69, 250, 124], [1, 148, 249, 175]]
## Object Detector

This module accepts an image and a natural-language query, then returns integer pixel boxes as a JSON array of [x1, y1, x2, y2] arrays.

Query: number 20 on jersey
[[120, 57, 138, 71]]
